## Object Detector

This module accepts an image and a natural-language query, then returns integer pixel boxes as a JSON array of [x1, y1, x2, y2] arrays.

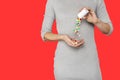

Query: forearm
[[93, 19, 110, 34], [43, 32, 65, 41]]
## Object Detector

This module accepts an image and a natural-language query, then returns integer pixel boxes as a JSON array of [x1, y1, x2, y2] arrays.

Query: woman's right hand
[[61, 34, 85, 47]]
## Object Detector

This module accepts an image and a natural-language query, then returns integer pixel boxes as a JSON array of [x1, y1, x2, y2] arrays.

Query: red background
[[0, 0, 120, 80]]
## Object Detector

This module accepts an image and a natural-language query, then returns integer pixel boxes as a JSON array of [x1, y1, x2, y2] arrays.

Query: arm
[[41, 0, 69, 42], [43, 32, 64, 41], [41, 0, 64, 42], [95, 0, 113, 35], [93, 18, 111, 34], [84, 9, 111, 34], [44, 32, 85, 47], [83, 0, 113, 35]]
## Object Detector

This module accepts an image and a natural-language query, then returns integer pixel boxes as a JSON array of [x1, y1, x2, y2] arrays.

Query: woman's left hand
[[81, 7, 113, 35], [82, 7, 98, 24]]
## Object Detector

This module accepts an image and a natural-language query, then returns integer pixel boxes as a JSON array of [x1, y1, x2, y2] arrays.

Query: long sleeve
[[96, 0, 113, 35], [41, 0, 55, 41]]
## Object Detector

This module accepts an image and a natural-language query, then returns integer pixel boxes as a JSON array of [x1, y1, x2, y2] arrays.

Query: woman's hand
[[82, 7, 98, 24], [61, 34, 85, 47], [81, 7, 112, 35]]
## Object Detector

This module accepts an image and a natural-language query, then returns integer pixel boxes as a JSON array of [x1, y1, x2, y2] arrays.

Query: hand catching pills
[[63, 34, 85, 47]]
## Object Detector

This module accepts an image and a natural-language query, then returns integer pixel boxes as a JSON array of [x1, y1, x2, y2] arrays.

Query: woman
[[41, 0, 113, 80]]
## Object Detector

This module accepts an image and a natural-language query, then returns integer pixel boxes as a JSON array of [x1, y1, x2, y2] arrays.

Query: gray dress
[[41, 0, 113, 80]]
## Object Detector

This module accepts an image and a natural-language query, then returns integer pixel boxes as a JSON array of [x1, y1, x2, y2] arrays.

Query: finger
[[65, 38, 74, 46], [69, 39, 76, 46], [87, 12, 92, 17], [67, 41, 75, 47], [89, 11, 95, 15], [83, 13, 92, 20], [91, 12, 97, 17], [69, 38, 85, 47], [77, 40, 84, 46], [70, 41, 75, 46], [85, 7, 94, 12], [64, 35, 77, 47], [79, 39, 85, 45], [75, 41, 84, 47], [71, 38, 76, 41], [74, 39, 85, 47]]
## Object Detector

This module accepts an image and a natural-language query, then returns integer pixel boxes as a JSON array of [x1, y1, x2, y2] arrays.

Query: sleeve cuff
[[41, 31, 47, 41], [106, 22, 114, 36]]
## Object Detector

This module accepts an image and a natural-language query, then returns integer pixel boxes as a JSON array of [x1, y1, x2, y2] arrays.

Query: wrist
[[93, 18, 100, 25], [58, 34, 66, 41]]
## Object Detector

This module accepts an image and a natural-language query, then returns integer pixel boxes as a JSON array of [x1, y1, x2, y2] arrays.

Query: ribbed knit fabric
[[41, 0, 113, 80]]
